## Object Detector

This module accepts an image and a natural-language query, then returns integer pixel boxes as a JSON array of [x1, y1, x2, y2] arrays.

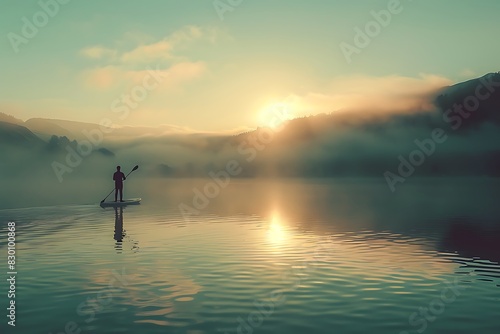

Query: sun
[[258, 102, 293, 129]]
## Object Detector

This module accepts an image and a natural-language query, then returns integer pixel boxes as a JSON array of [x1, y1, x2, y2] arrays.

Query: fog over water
[[1, 73, 500, 211]]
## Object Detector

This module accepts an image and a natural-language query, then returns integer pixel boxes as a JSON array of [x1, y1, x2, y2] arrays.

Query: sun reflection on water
[[266, 212, 289, 247]]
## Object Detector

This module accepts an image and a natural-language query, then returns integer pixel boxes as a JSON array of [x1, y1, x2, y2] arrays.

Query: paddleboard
[[100, 198, 141, 207]]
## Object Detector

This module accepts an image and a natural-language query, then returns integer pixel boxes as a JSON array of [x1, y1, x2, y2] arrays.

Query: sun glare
[[258, 102, 293, 129]]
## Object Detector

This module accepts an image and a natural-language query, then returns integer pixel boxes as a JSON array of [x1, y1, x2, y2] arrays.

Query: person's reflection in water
[[114, 207, 126, 253]]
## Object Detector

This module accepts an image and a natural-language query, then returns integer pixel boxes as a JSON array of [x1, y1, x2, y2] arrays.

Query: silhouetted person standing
[[113, 166, 126, 202]]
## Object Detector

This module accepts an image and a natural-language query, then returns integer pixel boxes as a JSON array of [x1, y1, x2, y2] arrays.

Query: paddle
[[100, 165, 139, 204]]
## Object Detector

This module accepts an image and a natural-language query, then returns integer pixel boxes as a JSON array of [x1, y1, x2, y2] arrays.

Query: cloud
[[83, 61, 207, 91], [120, 40, 174, 64], [126, 61, 207, 89], [120, 26, 216, 64], [286, 74, 453, 117], [79, 25, 216, 65], [80, 46, 117, 60], [82, 66, 123, 89], [80, 26, 215, 91]]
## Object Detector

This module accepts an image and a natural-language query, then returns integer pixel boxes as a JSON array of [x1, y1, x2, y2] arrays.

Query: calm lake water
[[1, 178, 499, 334]]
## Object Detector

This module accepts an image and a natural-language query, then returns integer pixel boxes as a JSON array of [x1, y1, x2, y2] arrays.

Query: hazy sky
[[1, 0, 499, 131]]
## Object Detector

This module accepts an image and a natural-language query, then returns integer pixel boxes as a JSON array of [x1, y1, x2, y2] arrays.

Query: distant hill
[[0, 112, 23, 125], [435, 72, 500, 129], [24, 118, 74, 140], [0, 120, 116, 179], [0, 121, 45, 148], [24, 118, 191, 141], [1, 72, 500, 179]]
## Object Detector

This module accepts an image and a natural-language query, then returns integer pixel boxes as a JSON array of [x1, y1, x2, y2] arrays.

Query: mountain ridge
[[1, 72, 500, 179]]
